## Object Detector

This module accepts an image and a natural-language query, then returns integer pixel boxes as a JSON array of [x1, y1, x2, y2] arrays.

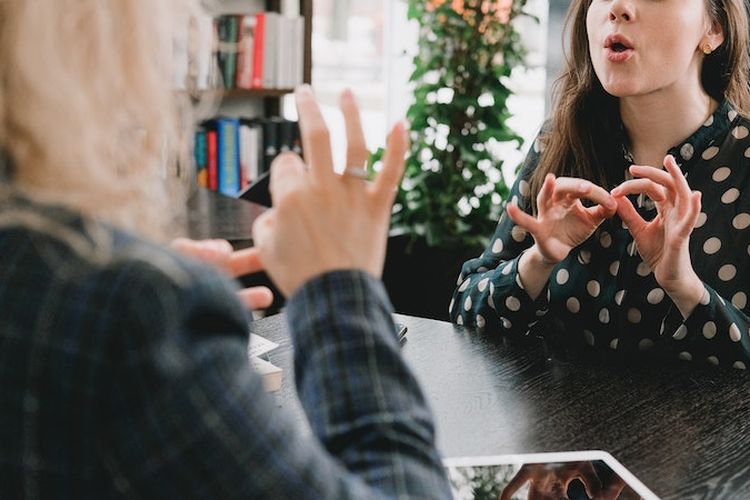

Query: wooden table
[[250, 313, 750, 500]]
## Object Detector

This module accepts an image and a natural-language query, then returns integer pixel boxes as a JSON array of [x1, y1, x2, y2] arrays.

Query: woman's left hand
[[170, 238, 274, 311], [611, 155, 704, 318]]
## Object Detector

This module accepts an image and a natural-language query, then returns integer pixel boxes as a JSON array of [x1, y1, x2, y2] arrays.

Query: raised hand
[[251, 86, 408, 297], [507, 173, 618, 265], [611, 154, 704, 318], [170, 238, 274, 310]]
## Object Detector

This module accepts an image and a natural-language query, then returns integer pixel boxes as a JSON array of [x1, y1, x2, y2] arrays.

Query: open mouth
[[604, 34, 634, 52], [610, 42, 629, 53]]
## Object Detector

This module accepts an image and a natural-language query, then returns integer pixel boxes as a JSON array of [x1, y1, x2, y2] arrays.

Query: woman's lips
[[605, 47, 634, 63]]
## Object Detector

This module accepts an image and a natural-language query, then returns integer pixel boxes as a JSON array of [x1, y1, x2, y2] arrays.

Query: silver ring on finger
[[343, 165, 369, 180]]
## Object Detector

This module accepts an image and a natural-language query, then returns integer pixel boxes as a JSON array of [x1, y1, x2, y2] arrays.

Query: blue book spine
[[217, 118, 241, 195]]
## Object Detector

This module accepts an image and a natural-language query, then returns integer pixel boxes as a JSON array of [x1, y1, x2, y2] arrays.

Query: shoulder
[[0, 196, 248, 354]]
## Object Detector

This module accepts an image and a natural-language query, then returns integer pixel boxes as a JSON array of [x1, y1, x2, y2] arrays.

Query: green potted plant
[[377, 0, 530, 320]]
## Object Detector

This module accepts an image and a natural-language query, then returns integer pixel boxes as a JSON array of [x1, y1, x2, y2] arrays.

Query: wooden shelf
[[177, 88, 294, 98], [222, 88, 295, 98]]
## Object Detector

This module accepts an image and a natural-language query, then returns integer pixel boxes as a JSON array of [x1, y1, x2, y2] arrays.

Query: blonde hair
[[0, 0, 201, 241]]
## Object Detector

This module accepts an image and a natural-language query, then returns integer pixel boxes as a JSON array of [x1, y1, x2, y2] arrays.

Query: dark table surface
[[250, 313, 750, 500]]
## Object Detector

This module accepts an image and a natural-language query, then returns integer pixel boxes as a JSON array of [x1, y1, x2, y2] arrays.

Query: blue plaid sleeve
[[287, 270, 453, 498], [98, 257, 451, 499]]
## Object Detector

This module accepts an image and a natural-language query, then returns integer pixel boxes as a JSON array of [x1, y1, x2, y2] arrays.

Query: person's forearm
[[517, 245, 557, 300], [286, 270, 452, 498]]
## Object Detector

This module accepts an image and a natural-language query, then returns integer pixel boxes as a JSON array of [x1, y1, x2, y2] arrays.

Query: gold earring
[[702, 42, 713, 55]]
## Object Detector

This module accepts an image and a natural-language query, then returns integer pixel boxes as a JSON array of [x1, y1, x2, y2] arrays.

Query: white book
[[193, 13, 215, 90], [250, 357, 283, 392], [248, 333, 279, 358], [248, 333, 283, 392], [263, 12, 280, 88], [294, 16, 305, 86]]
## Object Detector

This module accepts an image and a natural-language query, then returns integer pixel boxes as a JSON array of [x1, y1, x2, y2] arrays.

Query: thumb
[[614, 196, 646, 236]]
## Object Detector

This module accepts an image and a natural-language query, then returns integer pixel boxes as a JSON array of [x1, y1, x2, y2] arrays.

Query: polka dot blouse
[[450, 100, 750, 369]]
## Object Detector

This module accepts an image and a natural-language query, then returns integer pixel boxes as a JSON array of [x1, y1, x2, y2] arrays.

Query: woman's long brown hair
[[528, 0, 750, 209]]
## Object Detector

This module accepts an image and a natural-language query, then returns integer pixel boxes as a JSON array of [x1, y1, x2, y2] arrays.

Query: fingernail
[[295, 84, 312, 96]]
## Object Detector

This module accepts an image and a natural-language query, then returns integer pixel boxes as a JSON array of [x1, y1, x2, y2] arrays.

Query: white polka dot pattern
[[712, 166, 731, 182], [703, 237, 722, 255], [722, 188, 740, 204], [673, 325, 688, 340], [505, 296, 521, 312], [730, 324, 741, 342], [719, 265, 737, 281], [733, 213, 750, 230], [566, 297, 580, 313], [492, 239, 503, 254]]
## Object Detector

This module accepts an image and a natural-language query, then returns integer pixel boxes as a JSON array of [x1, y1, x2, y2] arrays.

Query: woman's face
[[586, 0, 722, 98]]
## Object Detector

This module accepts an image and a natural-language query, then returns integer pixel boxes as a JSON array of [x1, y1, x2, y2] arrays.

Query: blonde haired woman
[[0, 0, 451, 497]]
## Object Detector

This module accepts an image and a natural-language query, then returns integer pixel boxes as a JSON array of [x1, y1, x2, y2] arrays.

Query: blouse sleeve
[[449, 132, 551, 335]]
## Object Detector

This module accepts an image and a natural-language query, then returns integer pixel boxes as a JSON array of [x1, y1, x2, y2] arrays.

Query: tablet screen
[[443, 451, 658, 500]]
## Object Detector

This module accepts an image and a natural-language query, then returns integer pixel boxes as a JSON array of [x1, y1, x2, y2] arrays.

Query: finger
[[237, 286, 274, 310], [506, 202, 541, 235], [269, 152, 307, 205], [610, 179, 668, 202], [372, 121, 408, 203], [251, 210, 275, 251], [536, 173, 555, 215], [614, 195, 647, 235], [500, 468, 531, 500], [227, 247, 265, 277], [578, 463, 603, 498], [585, 202, 616, 221], [340, 89, 369, 168], [627, 164, 675, 191], [295, 85, 335, 181], [678, 191, 702, 237], [663, 154, 693, 207], [170, 238, 233, 265], [553, 178, 617, 211]]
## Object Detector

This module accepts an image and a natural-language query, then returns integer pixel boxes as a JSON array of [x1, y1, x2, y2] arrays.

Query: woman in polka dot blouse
[[450, 0, 750, 368]]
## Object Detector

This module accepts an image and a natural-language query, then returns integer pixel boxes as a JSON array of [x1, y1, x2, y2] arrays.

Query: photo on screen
[[443, 451, 659, 500]]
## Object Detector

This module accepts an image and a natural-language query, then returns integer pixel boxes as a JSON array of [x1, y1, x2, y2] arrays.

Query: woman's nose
[[609, 0, 635, 22]]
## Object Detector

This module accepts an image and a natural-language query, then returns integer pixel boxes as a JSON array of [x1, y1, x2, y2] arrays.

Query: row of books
[[175, 12, 305, 91], [194, 117, 302, 196]]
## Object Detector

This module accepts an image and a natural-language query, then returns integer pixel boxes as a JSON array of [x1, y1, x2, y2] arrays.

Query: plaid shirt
[[0, 195, 452, 499]]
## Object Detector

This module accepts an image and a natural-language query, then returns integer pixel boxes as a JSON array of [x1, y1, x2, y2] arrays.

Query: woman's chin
[[600, 81, 643, 99]]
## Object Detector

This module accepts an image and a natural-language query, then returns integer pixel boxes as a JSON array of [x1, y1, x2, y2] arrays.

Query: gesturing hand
[[611, 155, 704, 317], [507, 174, 618, 265], [499, 462, 602, 500], [170, 238, 274, 310], [251, 86, 408, 297]]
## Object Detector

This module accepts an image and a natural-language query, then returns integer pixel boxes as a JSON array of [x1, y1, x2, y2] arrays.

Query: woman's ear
[[703, 19, 725, 52]]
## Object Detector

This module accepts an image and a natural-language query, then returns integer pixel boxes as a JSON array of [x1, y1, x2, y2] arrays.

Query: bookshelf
[[210, 0, 313, 117], [188, 0, 313, 198]]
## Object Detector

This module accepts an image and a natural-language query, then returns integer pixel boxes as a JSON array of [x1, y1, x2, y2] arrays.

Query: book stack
[[248, 333, 283, 392], [194, 117, 302, 196], [175, 12, 305, 91]]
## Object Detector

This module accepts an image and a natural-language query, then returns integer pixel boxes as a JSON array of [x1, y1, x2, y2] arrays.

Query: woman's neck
[[619, 82, 717, 167]]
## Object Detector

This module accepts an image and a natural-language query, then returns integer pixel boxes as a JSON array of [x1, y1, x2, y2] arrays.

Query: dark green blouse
[[450, 100, 750, 368]]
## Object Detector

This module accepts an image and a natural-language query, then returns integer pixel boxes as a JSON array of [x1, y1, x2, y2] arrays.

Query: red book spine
[[251, 13, 265, 89], [207, 130, 218, 191]]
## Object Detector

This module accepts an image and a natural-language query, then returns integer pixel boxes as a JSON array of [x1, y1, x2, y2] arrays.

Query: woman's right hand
[[507, 173, 617, 265]]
